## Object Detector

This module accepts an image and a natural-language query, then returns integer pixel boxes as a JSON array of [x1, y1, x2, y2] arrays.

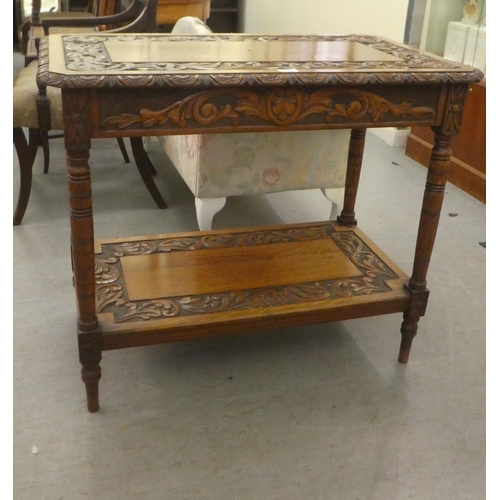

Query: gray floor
[[13, 55, 486, 500]]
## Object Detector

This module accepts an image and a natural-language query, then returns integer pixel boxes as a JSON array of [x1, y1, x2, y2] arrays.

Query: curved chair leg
[[321, 187, 345, 220], [143, 144, 157, 175], [195, 197, 227, 231], [41, 130, 50, 174], [116, 137, 130, 164], [129, 137, 167, 209], [140, 138, 158, 174], [13, 127, 39, 226]]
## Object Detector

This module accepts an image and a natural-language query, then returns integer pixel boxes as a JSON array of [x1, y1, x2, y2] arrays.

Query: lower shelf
[[94, 221, 411, 350]]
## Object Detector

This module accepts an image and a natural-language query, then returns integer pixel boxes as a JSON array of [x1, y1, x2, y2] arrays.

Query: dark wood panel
[[94, 84, 443, 135], [206, 0, 241, 32]]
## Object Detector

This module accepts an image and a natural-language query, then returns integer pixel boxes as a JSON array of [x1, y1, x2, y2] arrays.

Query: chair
[[21, 1, 121, 65], [156, 17, 351, 230], [23, 0, 160, 177], [13, 0, 165, 226], [41, 0, 158, 35]]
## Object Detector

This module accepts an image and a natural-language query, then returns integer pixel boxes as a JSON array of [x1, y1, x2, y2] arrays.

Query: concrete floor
[[13, 55, 486, 500]]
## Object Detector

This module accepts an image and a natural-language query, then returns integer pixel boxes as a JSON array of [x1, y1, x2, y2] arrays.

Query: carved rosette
[[94, 225, 399, 323], [442, 84, 470, 135], [104, 87, 436, 131], [61, 90, 90, 151]]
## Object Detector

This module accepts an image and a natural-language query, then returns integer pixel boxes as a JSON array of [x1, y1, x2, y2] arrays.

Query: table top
[[37, 33, 483, 89]]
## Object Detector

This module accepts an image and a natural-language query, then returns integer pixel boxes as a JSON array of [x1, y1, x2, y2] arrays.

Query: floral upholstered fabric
[[158, 129, 350, 198]]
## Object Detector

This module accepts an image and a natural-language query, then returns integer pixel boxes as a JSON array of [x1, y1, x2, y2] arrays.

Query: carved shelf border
[[37, 35, 484, 89], [94, 225, 401, 324]]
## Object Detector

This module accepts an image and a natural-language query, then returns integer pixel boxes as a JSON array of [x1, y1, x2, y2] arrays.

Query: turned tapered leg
[[399, 310, 420, 364], [13, 127, 39, 225], [79, 333, 102, 413], [398, 83, 469, 362], [62, 90, 102, 411], [337, 128, 366, 226], [399, 129, 454, 363]]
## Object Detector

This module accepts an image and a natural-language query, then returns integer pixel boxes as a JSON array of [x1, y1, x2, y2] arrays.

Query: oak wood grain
[[121, 238, 360, 299]]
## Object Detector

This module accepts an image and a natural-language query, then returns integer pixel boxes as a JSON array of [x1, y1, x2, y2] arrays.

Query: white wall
[[242, 0, 410, 43]]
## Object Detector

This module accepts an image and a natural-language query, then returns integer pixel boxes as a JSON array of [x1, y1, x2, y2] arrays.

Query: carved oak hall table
[[36, 34, 482, 412]]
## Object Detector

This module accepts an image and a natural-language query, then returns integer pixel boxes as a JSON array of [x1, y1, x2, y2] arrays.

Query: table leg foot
[[398, 313, 419, 363], [81, 363, 101, 413], [79, 331, 102, 413]]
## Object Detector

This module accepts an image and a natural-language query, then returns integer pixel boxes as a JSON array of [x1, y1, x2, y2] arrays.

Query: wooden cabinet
[[206, 0, 242, 32], [405, 80, 486, 203], [151, 0, 242, 32], [156, 0, 210, 26]]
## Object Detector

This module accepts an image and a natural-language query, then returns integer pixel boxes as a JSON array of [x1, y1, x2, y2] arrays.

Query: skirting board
[[405, 132, 486, 204], [369, 127, 410, 148]]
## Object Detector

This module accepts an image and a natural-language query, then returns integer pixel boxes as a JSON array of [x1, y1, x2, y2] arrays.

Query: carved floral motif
[[331, 233, 396, 278], [94, 225, 400, 323], [95, 259, 120, 284], [61, 90, 89, 150], [443, 84, 470, 135], [104, 87, 436, 130]]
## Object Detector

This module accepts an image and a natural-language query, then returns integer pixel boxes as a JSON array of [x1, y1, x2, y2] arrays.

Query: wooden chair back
[[30, 0, 121, 20], [39, 0, 159, 35]]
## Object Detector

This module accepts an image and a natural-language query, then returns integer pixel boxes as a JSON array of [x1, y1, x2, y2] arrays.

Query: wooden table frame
[[36, 34, 482, 412]]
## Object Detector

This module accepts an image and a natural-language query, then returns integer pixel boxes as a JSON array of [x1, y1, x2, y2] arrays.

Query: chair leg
[[195, 197, 226, 231], [129, 137, 167, 209], [116, 138, 130, 164], [321, 187, 345, 220], [13, 127, 39, 226], [144, 149, 157, 175], [140, 137, 157, 174], [41, 130, 50, 174]]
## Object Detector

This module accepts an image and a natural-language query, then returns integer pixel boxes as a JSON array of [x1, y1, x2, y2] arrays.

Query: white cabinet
[[463, 25, 486, 73], [443, 21, 470, 63]]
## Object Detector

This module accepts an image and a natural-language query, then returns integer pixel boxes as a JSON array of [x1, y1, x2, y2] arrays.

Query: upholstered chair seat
[[13, 61, 165, 225], [13, 61, 63, 130]]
